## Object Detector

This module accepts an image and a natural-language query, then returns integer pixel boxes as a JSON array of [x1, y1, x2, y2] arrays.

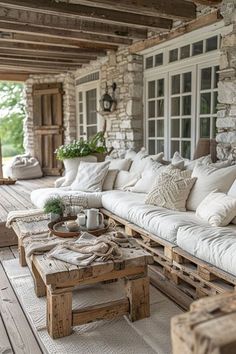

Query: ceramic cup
[[65, 220, 79, 232], [77, 213, 86, 226]]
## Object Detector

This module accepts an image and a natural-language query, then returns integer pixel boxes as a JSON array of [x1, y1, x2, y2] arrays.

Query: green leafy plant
[[44, 197, 64, 216], [55, 131, 107, 161]]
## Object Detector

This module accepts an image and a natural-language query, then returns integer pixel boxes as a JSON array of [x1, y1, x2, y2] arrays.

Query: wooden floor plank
[[0, 247, 15, 261], [0, 313, 13, 354], [0, 263, 43, 354], [10, 246, 19, 259]]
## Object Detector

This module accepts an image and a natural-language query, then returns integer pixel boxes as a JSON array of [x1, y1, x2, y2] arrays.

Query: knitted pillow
[[145, 168, 196, 212]]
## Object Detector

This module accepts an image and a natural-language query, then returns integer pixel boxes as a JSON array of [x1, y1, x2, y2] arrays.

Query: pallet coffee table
[[31, 243, 153, 339]]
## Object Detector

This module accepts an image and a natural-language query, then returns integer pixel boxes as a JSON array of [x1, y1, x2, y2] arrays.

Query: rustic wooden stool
[[31, 247, 153, 339], [171, 292, 236, 354]]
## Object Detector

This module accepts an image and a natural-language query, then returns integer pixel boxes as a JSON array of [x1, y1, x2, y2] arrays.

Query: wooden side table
[[31, 247, 153, 339]]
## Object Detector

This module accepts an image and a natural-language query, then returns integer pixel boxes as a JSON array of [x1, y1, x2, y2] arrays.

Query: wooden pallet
[[101, 208, 236, 309]]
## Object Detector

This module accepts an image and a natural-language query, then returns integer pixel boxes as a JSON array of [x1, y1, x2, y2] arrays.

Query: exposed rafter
[[0, 0, 173, 29]]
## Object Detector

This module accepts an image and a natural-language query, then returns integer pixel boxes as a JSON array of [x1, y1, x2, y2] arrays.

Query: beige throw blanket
[[6, 209, 46, 228]]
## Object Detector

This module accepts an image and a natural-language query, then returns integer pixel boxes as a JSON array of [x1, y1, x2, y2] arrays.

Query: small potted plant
[[44, 197, 64, 221]]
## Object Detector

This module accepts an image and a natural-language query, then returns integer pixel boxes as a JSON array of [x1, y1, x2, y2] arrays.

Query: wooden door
[[33, 83, 64, 176]]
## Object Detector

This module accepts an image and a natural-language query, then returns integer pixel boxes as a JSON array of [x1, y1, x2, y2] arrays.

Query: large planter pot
[[90, 152, 107, 162]]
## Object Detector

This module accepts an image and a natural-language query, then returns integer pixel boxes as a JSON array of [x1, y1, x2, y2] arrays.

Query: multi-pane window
[[170, 71, 193, 159], [147, 78, 165, 154], [198, 65, 219, 140], [86, 88, 97, 139]]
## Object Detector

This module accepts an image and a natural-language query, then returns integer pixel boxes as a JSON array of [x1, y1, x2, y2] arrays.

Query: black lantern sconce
[[100, 82, 117, 113]]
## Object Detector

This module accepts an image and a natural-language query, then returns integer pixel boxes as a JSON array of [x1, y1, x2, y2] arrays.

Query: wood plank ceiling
[[0, 0, 221, 76]]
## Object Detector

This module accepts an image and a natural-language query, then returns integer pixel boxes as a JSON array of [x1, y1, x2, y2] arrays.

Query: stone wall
[[75, 46, 143, 153], [216, 0, 236, 160], [24, 72, 76, 156]]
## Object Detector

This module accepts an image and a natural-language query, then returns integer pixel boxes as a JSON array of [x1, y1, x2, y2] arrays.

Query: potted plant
[[44, 197, 64, 221]]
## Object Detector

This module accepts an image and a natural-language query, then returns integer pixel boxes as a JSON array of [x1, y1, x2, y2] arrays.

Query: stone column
[[216, 0, 236, 160]]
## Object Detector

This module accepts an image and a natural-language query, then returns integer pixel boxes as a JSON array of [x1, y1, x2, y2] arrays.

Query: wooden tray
[[48, 217, 109, 238]]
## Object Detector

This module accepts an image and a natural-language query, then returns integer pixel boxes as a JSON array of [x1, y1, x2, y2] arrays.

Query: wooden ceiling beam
[[0, 0, 172, 29], [0, 72, 29, 81], [0, 41, 106, 56], [0, 33, 118, 50], [0, 7, 147, 39], [75, 0, 196, 20], [0, 54, 88, 65], [0, 21, 132, 45], [190, 0, 221, 5], [0, 59, 80, 70], [0, 65, 64, 74], [0, 49, 97, 61]]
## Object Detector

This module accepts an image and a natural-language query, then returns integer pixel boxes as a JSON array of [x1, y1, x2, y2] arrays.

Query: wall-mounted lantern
[[100, 82, 117, 112]]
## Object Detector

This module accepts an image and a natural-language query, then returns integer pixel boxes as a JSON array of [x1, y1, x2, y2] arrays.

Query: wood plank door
[[33, 83, 64, 176]]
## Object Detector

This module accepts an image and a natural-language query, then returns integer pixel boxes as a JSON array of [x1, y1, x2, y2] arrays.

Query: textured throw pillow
[[102, 170, 119, 191], [196, 191, 236, 227], [172, 151, 212, 171], [145, 168, 196, 211], [114, 171, 140, 190], [129, 160, 167, 193], [71, 161, 110, 192], [108, 158, 132, 171], [187, 164, 236, 211], [61, 156, 97, 187]]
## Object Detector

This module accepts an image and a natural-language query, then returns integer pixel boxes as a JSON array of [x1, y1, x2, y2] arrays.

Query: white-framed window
[[143, 23, 223, 159], [75, 73, 102, 140]]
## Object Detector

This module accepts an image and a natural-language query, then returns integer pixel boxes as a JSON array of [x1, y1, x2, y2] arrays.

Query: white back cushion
[[61, 156, 97, 187]]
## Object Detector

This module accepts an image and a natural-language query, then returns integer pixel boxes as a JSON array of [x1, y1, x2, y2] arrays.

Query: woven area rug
[[3, 259, 182, 354]]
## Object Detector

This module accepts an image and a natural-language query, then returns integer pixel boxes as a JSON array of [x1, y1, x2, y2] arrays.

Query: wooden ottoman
[[171, 292, 236, 354], [31, 247, 153, 339]]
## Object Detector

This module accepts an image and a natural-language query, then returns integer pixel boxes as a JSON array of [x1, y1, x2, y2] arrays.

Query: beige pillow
[[71, 161, 110, 192], [108, 158, 132, 171], [187, 164, 236, 211], [102, 170, 119, 191], [196, 191, 236, 227], [114, 171, 140, 190], [145, 168, 196, 212]]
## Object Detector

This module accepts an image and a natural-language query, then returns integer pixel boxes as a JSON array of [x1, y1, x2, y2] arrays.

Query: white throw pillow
[[129, 160, 167, 193], [61, 156, 97, 187], [196, 191, 236, 227], [71, 161, 110, 192], [227, 179, 236, 224], [172, 151, 212, 171], [108, 158, 132, 171], [114, 171, 140, 190], [145, 168, 196, 212], [54, 176, 66, 188], [125, 149, 137, 160], [187, 164, 236, 211], [102, 170, 119, 191]]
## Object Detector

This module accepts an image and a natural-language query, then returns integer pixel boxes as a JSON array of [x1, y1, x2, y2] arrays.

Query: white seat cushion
[[177, 224, 236, 276], [102, 191, 203, 243], [31, 188, 104, 209]]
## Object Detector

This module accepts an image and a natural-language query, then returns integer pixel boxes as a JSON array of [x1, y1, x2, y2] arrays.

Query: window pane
[[146, 56, 153, 69], [148, 81, 155, 99], [148, 140, 155, 154], [192, 41, 203, 56], [155, 53, 163, 67], [156, 120, 164, 137], [79, 92, 82, 101], [213, 92, 218, 114], [157, 140, 164, 153], [182, 118, 191, 138], [181, 141, 191, 159], [157, 100, 164, 117], [169, 48, 178, 62], [87, 126, 97, 139], [148, 101, 155, 118], [180, 45, 190, 59], [171, 75, 180, 94], [200, 93, 211, 114], [79, 102, 83, 112], [183, 72, 192, 93], [86, 89, 97, 125], [171, 119, 180, 138], [148, 120, 155, 137], [214, 66, 219, 88], [79, 114, 83, 124], [80, 126, 84, 135], [157, 79, 164, 97], [201, 67, 212, 90], [171, 97, 180, 116], [171, 140, 180, 157], [212, 117, 217, 138], [200, 117, 210, 138], [182, 95, 191, 115], [206, 36, 218, 52]]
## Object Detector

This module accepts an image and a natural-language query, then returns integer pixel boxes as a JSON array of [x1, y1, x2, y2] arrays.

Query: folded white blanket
[[6, 209, 45, 228]]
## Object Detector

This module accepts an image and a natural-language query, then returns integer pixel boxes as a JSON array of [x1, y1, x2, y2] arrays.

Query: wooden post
[[0, 138, 3, 178], [47, 287, 73, 339], [31, 261, 46, 297], [125, 275, 150, 321]]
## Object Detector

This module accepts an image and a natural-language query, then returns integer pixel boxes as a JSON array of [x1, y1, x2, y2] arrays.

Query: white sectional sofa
[[31, 150, 236, 304]]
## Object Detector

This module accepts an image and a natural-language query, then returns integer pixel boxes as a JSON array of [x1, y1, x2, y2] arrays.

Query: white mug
[[77, 213, 86, 226]]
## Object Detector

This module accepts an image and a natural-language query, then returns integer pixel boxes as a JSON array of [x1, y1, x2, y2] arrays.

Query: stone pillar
[[216, 0, 236, 160]]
